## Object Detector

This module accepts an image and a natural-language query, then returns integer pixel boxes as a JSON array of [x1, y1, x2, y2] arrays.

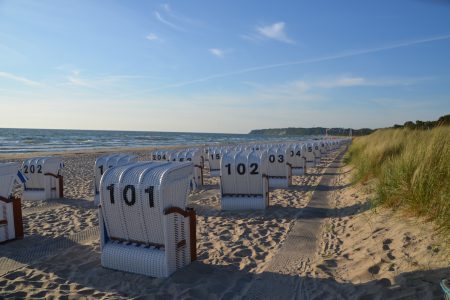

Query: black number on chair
[[37, 165, 42, 173], [123, 185, 136, 206], [145, 186, 154, 207], [290, 151, 294, 157], [107, 184, 115, 204], [269, 155, 275, 163], [225, 163, 231, 175], [24, 165, 28, 173], [99, 165, 104, 175], [237, 163, 246, 175], [30, 165, 35, 173], [278, 155, 284, 163], [296, 151, 301, 157], [250, 163, 259, 174]]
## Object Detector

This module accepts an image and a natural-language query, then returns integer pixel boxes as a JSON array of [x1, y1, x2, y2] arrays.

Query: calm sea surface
[[0, 128, 307, 153]]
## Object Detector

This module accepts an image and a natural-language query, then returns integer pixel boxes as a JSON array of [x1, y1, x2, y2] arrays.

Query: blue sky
[[0, 0, 449, 133]]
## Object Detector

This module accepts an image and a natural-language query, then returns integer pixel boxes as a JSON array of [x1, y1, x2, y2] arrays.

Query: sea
[[0, 128, 308, 154]]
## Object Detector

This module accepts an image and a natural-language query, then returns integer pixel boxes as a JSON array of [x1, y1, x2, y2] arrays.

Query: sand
[[0, 147, 448, 299]]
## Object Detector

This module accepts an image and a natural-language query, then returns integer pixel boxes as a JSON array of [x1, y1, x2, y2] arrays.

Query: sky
[[0, 0, 450, 133]]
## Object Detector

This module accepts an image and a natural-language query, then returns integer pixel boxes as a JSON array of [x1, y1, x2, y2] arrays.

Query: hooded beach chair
[[208, 147, 228, 177], [0, 163, 25, 243], [220, 150, 269, 210], [304, 143, 316, 168], [171, 149, 204, 188], [290, 143, 307, 176], [22, 157, 64, 201], [266, 145, 293, 188], [151, 149, 174, 161], [98, 161, 196, 278], [94, 154, 138, 206], [313, 142, 322, 165]]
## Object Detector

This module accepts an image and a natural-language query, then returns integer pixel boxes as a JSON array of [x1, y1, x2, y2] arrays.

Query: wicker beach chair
[[0, 163, 25, 243], [220, 150, 269, 210], [171, 149, 204, 189], [21, 157, 64, 201], [266, 145, 293, 188], [313, 142, 322, 165], [304, 143, 316, 168], [151, 149, 174, 161], [290, 143, 307, 176], [94, 154, 137, 206], [208, 147, 228, 177], [98, 161, 196, 277]]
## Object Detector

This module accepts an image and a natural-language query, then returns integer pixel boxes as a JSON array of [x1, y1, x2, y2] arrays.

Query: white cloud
[[154, 11, 184, 31], [209, 48, 225, 58], [0, 71, 43, 87], [256, 22, 294, 44], [146, 33, 159, 41]]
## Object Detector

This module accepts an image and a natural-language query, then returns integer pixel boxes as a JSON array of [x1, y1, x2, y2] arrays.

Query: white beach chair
[[220, 150, 269, 210], [208, 147, 227, 177], [313, 142, 322, 165], [22, 157, 64, 201], [171, 149, 204, 189], [0, 163, 25, 243], [290, 144, 307, 176], [304, 143, 316, 168], [151, 149, 174, 161], [266, 145, 293, 188], [99, 161, 196, 278], [94, 154, 138, 206]]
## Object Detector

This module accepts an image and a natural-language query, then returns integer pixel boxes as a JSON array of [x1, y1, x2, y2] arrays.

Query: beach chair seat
[[94, 154, 138, 205], [290, 143, 307, 176], [220, 150, 269, 210], [99, 161, 196, 278], [0, 163, 25, 243], [22, 157, 64, 201], [266, 145, 293, 188]]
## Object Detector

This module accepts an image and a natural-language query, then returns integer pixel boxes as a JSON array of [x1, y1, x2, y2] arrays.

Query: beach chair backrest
[[313, 142, 322, 158], [220, 150, 267, 196], [267, 146, 290, 177], [0, 163, 20, 199], [290, 144, 306, 168], [22, 157, 63, 189], [100, 161, 192, 245], [208, 147, 227, 172], [94, 154, 138, 194]]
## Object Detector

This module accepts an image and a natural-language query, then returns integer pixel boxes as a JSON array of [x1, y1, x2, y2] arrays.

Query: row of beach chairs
[[0, 138, 349, 278]]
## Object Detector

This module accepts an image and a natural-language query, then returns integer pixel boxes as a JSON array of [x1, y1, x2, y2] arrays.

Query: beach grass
[[345, 126, 450, 233]]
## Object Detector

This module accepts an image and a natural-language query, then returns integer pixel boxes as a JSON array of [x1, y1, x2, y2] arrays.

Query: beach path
[[242, 147, 347, 299]]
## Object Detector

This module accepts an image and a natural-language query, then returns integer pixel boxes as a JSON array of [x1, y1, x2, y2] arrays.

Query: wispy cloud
[[209, 48, 225, 58], [0, 71, 43, 87], [154, 11, 184, 31], [150, 34, 450, 91], [145, 33, 160, 41], [256, 22, 294, 44]]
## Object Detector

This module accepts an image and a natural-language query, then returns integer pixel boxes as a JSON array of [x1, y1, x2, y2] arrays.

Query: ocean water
[[0, 128, 304, 153]]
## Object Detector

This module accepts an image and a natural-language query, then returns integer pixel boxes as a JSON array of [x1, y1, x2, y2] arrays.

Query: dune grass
[[345, 127, 450, 233]]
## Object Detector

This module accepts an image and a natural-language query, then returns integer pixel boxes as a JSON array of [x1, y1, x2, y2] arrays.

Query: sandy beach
[[0, 146, 448, 299]]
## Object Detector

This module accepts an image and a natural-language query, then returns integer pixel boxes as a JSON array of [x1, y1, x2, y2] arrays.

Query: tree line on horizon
[[391, 114, 450, 130], [249, 114, 450, 136]]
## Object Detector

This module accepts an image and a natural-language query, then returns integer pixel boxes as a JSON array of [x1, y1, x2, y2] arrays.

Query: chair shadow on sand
[[1, 234, 448, 299]]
